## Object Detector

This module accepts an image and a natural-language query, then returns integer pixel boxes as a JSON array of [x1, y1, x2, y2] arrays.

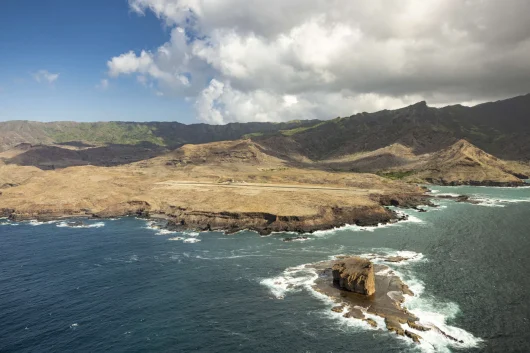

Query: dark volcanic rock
[[433, 194, 481, 204], [282, 236, 308, 242], [67, 221, 86, 228]]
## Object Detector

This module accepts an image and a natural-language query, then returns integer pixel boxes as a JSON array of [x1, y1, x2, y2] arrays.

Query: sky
[[1, 0, 530, 124]]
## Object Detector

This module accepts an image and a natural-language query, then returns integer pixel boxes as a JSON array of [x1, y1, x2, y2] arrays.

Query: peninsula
[[1, 95, 530, 233]]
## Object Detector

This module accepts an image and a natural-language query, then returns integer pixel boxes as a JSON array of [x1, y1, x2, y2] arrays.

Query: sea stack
[[331, 257, 376, 295]]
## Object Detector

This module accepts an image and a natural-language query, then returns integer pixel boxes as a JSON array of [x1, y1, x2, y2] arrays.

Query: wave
[[168, 236, 185, 241], [183, 238, 201, 243], [356, 250, 426, 266], [260, 252, 482, 352], [28, 220, 59, 226], [470, 196, 530, 207], [144, 220, 161, 231], [432, 192, 461, 197], [167, 236, 201, 243], [0, 221, 19, 226], [155, 229, 177, 235], [195, 254, 267, 261], [56, 221, 105, 229], [311, 209, 428, 237]]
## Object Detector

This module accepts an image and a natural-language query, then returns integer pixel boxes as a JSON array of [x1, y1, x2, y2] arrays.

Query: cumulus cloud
[[33, 70, 59, 84], [107, 0, 530, 123]]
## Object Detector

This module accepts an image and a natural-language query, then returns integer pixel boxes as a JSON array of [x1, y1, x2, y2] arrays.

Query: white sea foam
[[155, 229, 177, 235], [56, 221, 105, 229], [312, 224, 383, 237], [183, 238, 201, 243], [311, 208, 427, 237], [470, 196, 530, 207], [260, 252, 482, 352], [260, 263, 317, 299], [289, 237, 310, 242], [394, 210, 425, 224], [195, 253, 267, 261], [167, 235, 201, 243], [28, 220, 58, 226], [144, 220, 161, 231], [168, 237, 185, 241], [0, 221, 19, 226], [434, 193, 461, 197]]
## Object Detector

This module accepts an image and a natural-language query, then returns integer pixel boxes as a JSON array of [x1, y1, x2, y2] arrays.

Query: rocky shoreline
[[0, 192, 434, 234], [2, 190, 498, 235], [425, 178, 526, 187]]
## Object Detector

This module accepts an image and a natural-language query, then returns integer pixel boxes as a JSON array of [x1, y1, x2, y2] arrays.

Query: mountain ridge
[[1, 93, 530, 162]]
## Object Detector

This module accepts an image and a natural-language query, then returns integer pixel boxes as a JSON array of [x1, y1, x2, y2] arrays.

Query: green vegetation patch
[[44, 122, 166, 146], [242, 132, 265, 139], [377, 170, 416, 180], [280, 121, 328, 136]]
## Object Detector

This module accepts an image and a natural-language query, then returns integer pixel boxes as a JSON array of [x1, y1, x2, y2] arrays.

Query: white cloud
[[33, 70, 60, 84], [107, 0, 530, 123]]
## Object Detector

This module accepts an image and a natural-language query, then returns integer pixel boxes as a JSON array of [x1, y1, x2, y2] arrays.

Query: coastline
[[4, 185, 522, 234], [0, 192, 434, 235]]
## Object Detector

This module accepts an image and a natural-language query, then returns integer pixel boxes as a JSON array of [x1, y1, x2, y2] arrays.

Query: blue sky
[[0, 0, 195, 122]]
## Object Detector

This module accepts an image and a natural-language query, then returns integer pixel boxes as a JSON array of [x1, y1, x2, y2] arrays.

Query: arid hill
[[0, 139, 429, 234], [398, 140, 530, 186], [308, 140, 530, 186]]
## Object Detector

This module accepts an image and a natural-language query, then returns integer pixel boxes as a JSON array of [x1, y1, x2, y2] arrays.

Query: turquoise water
[[1, 186, 530, 352]]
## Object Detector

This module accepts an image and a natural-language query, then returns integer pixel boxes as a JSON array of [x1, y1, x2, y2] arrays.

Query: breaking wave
[[56, 221, 105, 228], [470, 196, 530, 207]]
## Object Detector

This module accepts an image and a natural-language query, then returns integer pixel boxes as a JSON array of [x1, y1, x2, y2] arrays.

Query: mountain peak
[[413, 100, 428, 107], [452, 139, 475, 148]]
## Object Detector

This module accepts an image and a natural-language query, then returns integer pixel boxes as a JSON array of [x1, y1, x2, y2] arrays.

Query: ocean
[[1, 185, 530, 353]]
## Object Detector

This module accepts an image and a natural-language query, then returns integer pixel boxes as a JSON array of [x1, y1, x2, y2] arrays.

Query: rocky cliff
[[332, 257, 376, 295]]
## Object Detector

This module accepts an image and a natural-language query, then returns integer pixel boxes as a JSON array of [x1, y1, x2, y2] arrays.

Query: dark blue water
[[1, 186, 530, 353]]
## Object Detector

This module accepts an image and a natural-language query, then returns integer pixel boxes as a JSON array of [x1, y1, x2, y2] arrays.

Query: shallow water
[[1, 186, 530, 352]]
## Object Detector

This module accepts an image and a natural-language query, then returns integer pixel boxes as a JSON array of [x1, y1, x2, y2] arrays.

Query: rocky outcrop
[[372, 193, 434, 208], [309, 255, 465, 345], [162, 205, 400, 235], [331, 257, 376, 295], [282, 236, 308, 242], [425, 178, 525, 187], [93, 201, 151, 218], [432, 194, 481, 204]]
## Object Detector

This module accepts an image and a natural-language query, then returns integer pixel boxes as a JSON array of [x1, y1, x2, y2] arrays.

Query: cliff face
[[163, 205, 400, 235], [332, 257, 376, 295]]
